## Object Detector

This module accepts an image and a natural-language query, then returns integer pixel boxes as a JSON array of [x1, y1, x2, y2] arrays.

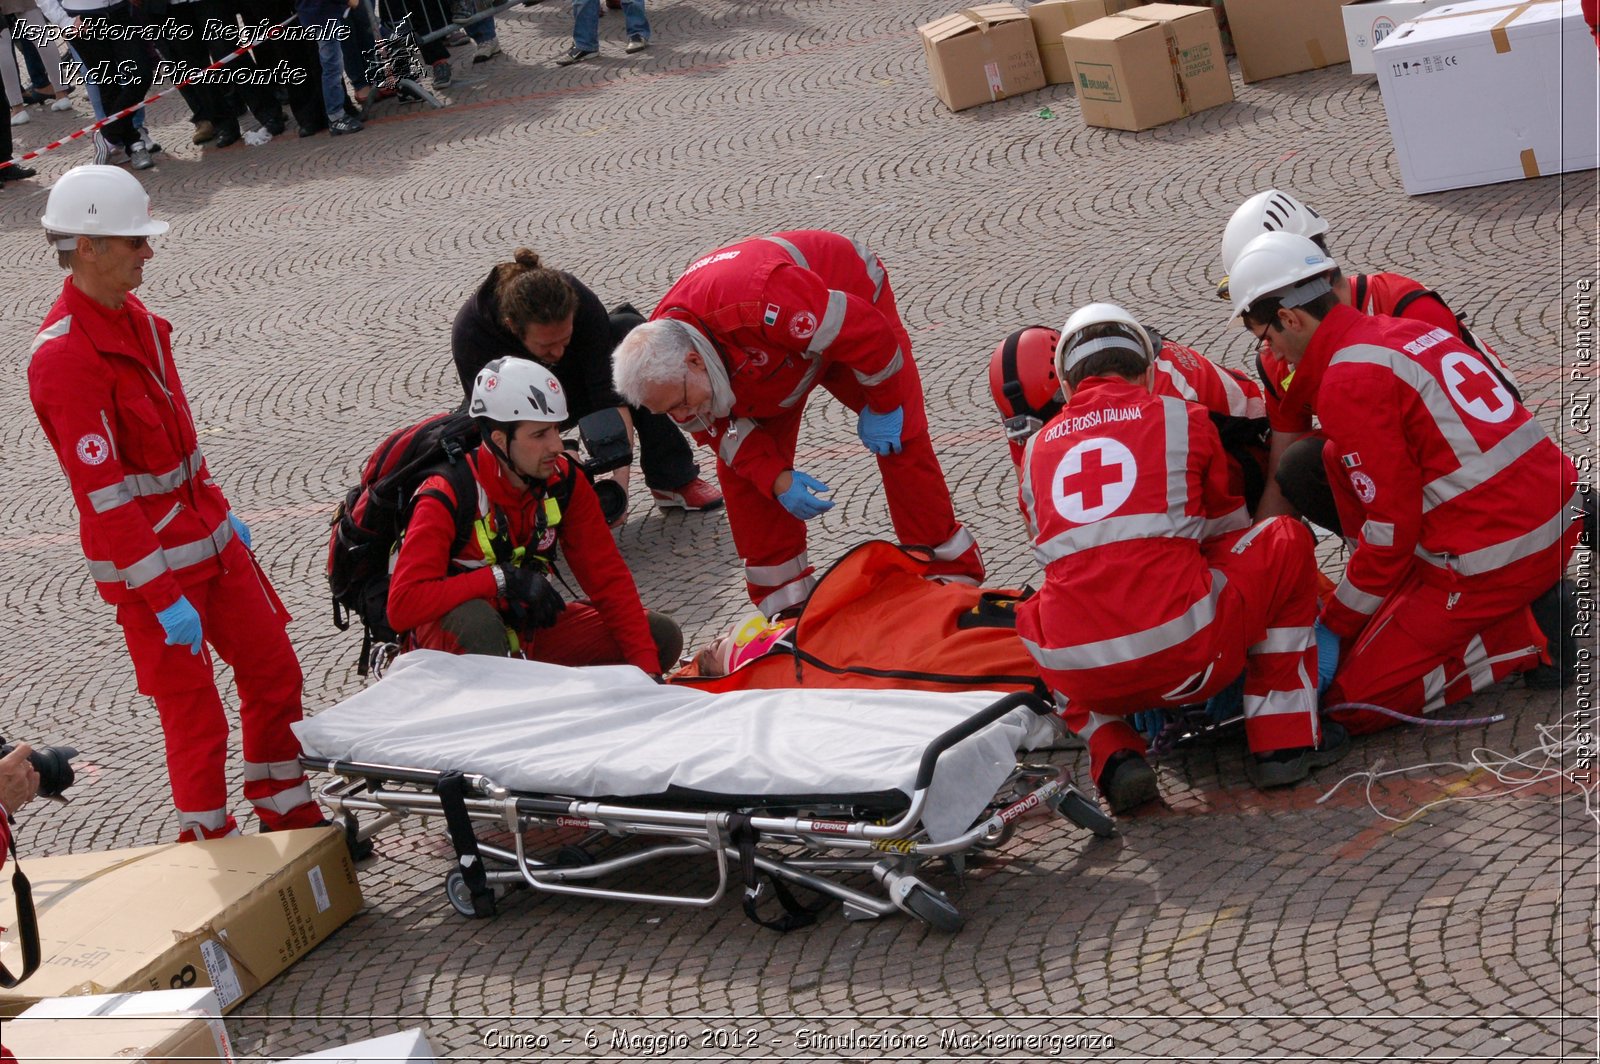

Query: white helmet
[[1054, 302, 1155, 383], [41, 165, 169, 250], [470, 356, 569, 425], [1227, 232, 1340, 320], [1220, 189, 1330, 274]]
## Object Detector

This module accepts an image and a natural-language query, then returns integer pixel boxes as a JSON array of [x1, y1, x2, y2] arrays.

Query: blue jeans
[[313, 16, 350, 119], [572, 0, 649, 52], [467, 15, 497, 43]]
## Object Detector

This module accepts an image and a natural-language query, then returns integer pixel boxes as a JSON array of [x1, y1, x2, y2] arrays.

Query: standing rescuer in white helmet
[[1228, 231, 1582, 736], [386, 356, 682, 675], [1014, 302, 1343, 814], [1219, 188, 1522, 525], [28, 165, 325, 843]]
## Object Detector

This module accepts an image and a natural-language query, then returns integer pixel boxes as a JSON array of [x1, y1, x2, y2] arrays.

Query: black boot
[[1526, 579, 1578, 689], [1095, 749, 1159, 815]]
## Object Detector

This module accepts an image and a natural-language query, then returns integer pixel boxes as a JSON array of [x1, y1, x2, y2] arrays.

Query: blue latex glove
[[1314, 620, 1340, 695], [228, 511, 252, 550], [776, 471, 834, 520], [1130, 709, 1168, 740], [856, 406, 904, 456], [156, 596, 204, 656]]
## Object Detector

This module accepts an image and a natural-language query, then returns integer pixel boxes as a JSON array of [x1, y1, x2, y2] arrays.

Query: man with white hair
[[613, 229, 983, 618], [28, 166, 322, 842]]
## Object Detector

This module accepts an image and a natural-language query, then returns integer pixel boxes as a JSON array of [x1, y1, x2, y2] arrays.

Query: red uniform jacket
[[1258, 271, 1512, 434], [1305, 305, 1578, 636], [387, 446, 658, 672], [651, 230, 913, 495], [29, 278, 234, 612], [1015, 377, 1251, 705]]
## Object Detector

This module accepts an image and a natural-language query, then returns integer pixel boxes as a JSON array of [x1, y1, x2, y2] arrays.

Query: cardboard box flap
[[1395, 0, 1570, 51], [1067, 13, 1156, 39], [919, 3, 1031, 43]]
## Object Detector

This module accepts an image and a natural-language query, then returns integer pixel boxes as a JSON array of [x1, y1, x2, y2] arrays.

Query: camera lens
[[33, 745, 78, 798]]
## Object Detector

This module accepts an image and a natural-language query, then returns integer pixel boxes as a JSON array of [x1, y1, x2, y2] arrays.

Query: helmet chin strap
[[485, 433, 541, 492]]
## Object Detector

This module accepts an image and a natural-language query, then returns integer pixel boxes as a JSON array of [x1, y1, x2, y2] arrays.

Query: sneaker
[[49, 94, 74, 112], [450, 0, 474, 22], [432, 59, 453, 87], [191, 119, 217, 144], [92, 130, 112, 165], [10, 109, 30, 126], [472, 36, 501, 62], [137, 132, 162, 154], [128, 142, 154, 170], [329, 114, 364, 135], [1526, 579, 1578, 689], [1246, 720, 1350, 789], [625, 34, 649, 53], [1095, 750, 1160, 815], [651, 477, 724, 512], [555, 46, 597, 65], [445, 28, 470, 47]]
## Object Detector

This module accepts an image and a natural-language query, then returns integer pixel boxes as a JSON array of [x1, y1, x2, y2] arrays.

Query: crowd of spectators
[[0, 0, 656, 187]]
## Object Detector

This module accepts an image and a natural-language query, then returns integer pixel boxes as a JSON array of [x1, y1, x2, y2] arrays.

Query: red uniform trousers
[[115, 539, 319, 841], [411, 600, 635, 666], [1325, 534, 1574, 735], [1056, 518, 1323, 784], [726, 333, 982, 615]]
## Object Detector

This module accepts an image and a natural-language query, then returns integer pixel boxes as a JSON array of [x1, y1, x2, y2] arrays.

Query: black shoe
[[1096, 749, 1159, 815], [0, 162, 37, 183], [555, 46, 597, 66], [1526, 579, 1578, 689], [297, 119, 327, 137], [212, 120, 242, 148], [1247, 720, 1350, 789], [262, 114, 287, 137], [329, 115, 364, 135], [432, 59, 453, 87]]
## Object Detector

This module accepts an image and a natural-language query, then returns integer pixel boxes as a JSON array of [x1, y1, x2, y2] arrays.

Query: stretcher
[[295, 651, 1113, 932]]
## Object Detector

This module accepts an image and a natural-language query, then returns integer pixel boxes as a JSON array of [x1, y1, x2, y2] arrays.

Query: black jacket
[[451, 268, 621, 422]]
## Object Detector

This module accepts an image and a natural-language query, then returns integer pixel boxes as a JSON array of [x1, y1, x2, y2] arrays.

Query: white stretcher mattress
[[294, 651, 1039, 842]]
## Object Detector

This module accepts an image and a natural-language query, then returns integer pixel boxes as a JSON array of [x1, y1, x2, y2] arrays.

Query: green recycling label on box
[[1076, 62, 1121, 102]]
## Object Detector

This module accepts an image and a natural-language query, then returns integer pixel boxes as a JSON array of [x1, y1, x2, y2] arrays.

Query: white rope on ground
[[1316, 708, 1600, 826]]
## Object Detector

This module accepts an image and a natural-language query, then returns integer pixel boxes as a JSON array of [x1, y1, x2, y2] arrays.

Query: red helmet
[[988, 326, 1064, 445]]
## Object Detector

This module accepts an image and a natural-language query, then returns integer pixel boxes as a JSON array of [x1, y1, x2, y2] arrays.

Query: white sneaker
[[10, 109, 30, 126], [49, 95, 74, 112], [129, 142, 154, 170], [472, 37, 500, 62], [92, 130, 111, 165]]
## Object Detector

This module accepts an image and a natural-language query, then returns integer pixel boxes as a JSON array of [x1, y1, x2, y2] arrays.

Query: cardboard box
[[7, 988, 234, 1062], [1373, 0, 1598, 194], [919, 4, 1046, 111], [1342, 0, 1453, 72], [0, 829, 362, 1018], [1028, 0, 1143, 82], [282, 1029, 438, 1063], [1061, 4, 1235, 130], [1223, 0, 1352, 81]]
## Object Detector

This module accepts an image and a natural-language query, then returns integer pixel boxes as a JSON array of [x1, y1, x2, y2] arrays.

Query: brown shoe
[[191, 119, 216, 145]]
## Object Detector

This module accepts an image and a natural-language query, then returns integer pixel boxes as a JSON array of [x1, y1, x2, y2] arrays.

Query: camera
[[0, 739, 79, 799], [567, 408, 635, 525]]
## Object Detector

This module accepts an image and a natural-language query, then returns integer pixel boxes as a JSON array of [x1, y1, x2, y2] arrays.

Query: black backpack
[[327, 411, 481, 672]]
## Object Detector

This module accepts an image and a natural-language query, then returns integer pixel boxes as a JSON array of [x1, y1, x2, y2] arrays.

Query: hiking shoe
[[432, 59, 453, 87], [191, 118, 216, 144], [626, 34, 649, 53], [651, 477, 724, 512], [329, 114, 364, 135], [1246, 720, 1350, 789], [472, 36, 501, 62], [556, 46, 597, 65], [128, 142, 154, 170], [1526, 579, 1578, 689], [1095, 750, 1159, 815]]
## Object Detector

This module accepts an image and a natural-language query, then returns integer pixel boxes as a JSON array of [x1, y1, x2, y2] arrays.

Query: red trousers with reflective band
[[1055, 518, 1322, 785], [411, 600, 634, 666], [1324, 531, 1575, 735], [116, 539, 319, 840], [723, 350, 982, 617]]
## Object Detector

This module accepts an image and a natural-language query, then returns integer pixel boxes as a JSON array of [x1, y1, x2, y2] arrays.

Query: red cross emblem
[[1051, 438, 1136, 522], [75, 433, 110, 466], [1441, 353, 1513, 424]]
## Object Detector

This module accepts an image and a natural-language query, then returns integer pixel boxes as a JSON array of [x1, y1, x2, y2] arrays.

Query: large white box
[[9, 988, 234, 1062], [1374, 0, 1599, 195], [1342, 0, 1453, 72], [281, 1029, 437, 1063]]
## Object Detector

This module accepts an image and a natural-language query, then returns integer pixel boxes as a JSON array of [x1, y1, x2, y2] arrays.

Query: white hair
[[612, 320, 697, 406]]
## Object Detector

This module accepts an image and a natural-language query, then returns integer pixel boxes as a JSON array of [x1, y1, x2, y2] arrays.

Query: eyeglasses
[[1247, 318, 1274, 346]]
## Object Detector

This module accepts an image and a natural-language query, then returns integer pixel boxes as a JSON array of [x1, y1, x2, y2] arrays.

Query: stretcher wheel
[[556, 845, 596, 868], [444, 869, 496, 919], [903, 884, 965, 933], [1051, 790, 1116, 838]]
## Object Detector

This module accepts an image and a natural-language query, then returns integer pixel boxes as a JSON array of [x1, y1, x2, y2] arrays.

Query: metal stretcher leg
[[436, 772, 496, 918]]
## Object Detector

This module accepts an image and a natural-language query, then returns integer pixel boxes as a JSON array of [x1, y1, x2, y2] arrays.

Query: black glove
[[500, 566, 565, 630]]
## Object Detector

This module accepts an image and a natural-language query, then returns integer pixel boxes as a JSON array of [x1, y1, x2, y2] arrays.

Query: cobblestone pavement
[[1, 0, 1596, 1059]]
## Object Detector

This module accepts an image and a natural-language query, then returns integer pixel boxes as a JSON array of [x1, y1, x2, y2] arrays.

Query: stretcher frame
[[302, 692, 1115, 932]]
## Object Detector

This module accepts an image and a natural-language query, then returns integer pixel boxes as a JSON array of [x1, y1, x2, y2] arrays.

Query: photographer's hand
[[0, 744, 40, 819]]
